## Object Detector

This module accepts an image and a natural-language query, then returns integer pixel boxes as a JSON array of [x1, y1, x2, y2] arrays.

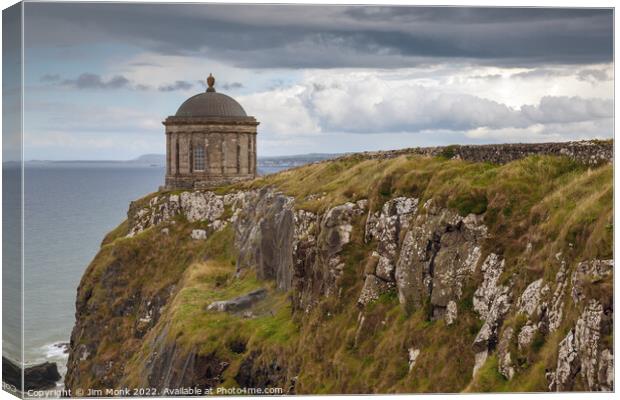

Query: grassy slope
[[98, 154, 611, 393]]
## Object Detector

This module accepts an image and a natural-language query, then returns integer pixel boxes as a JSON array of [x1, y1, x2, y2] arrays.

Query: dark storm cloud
[[158, 80, 194, 92], [62, 73, 130, 89], [24, 3, 612, 68]]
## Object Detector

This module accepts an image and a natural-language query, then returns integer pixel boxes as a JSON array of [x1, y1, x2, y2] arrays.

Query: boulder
[[207, 289, 268, 313], [2, 357, 62, 391], [408, 348, 421, 372], [190, 229, 207, 240]]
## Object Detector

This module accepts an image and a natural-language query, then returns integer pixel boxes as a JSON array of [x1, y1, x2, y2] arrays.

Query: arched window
[[194, 146, 205, 171]]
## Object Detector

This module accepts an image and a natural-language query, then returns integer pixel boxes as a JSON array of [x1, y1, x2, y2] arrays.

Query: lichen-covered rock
[[517, 278, 548, 318], [571, 259, 613, 304], [497, 327, 515, 380], [364, 197, 418, 281], [430, 216, 485, 319], [548, 329, 579, 391], [539, 257, 569, 334], [573, 300, 611, 391], [472, 253, 511, 376], [318, 201, 367, 295], [234, 188, 296, 290], [394, 200, 486, 318], [190, 229, 207, 240], [358, 275, 394, 306], [207, 289, 267, 313], [517, 322, 537, 350], [179, 191, 224, 223], [408, 348, 421, 372], [126, 190, 232, 237], [445, 300, 458, 325], [548, 299, 613, 391]]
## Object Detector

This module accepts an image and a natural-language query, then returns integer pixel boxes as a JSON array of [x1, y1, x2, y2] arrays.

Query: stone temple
[[163, 74, 258, 189]]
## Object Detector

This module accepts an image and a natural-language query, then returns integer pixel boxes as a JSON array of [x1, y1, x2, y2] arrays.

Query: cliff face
[[65, 151, 613, 394]]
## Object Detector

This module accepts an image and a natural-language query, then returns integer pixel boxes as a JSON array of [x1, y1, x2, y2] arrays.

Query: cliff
[[65, 145, 613, 394]]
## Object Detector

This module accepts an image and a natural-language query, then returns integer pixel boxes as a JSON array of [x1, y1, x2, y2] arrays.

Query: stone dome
[[174, 74, 247, 118]]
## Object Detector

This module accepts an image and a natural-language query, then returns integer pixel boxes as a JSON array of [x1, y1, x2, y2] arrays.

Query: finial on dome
[[206, 73, 216, 92]]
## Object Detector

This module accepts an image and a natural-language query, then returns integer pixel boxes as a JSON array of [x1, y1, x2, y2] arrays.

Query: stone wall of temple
[[164, 119, 258, 189]]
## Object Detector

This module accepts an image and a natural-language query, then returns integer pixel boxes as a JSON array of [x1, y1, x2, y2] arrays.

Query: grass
[[72, 151, 613, 394]]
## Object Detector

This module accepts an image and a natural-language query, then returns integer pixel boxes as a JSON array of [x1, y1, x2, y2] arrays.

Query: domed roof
[[175, 74, 247, 118]]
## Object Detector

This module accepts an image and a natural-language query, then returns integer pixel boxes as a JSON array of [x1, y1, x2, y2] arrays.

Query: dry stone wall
[[346, 140, 613, 166]]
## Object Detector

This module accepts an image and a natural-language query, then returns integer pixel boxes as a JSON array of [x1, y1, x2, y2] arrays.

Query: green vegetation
[[75, 152, 612, 394]]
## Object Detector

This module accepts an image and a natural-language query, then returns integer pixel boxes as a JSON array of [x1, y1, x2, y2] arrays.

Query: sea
[[2, 163, 288, 383]]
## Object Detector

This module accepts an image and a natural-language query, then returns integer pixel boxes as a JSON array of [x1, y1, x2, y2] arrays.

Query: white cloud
[[235, 68, 613, 143]]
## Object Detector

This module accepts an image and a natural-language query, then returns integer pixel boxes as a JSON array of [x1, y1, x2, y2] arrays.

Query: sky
[[15, 3, 615, 159]]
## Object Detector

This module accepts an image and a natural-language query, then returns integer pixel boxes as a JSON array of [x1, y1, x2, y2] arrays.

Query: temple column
[[166, 132, 171, 175], [236, 133, 241, 174], [204, 138, 210, 176], [252, 134, 257, 175], [221, 136, 226, 175]]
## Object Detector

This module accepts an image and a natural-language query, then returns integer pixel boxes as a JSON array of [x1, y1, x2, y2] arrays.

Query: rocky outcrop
[[362, 198, 486, 322], [472, 254, 511, 377], [2, 358, 62, 391], [547, 259, 613, 392], [207, 289, 267, 313], [133, 325, 229, 391], [497, 327, 515, 380], [67, 169, 613, 394], [127, 191, 228, 237], [234, 189, 296, 290]]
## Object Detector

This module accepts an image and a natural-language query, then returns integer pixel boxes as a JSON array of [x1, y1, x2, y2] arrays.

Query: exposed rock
[[317, 201, 367, 295], [430, 216, 485, 319], [364, 197, 418, 282], [445, 300, 458, 326], [497, 327, 515, 380], [136, 325, 228, 391], [191, 229, 207, 240], [358, 275, 394, 306], [235, 351, 291, 391], [408, 348, 421, 372], [2, 358, 62, 391], [179, 191, 224, 223], [472, 253, 511, 376], [544, 256, 569, 333], [207, 289, 268, 313], [516, 278, 548, 318], [127, 191, 230, 237], [548, 329, 579, 391], [393, 200, 486, 317], [548, 299, 613, 391], [598, 349, 614, 392], [573, 300, 609, 391], [235, 189, 295, 290], [517, 322, 538, 350], [571, 259, 613, 304]]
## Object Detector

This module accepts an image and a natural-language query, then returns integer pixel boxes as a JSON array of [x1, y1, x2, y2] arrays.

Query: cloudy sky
[[19, 3, 614, 159]]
